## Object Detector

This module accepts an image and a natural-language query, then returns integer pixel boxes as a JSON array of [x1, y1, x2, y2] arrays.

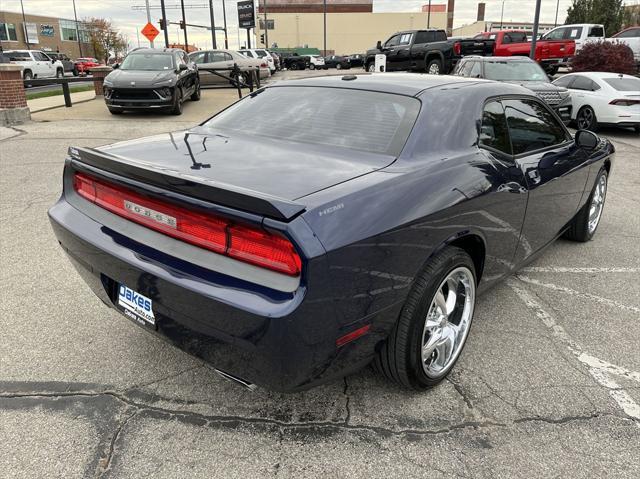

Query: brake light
[[453, 42, 461, 55], [73, 172, 301, 276], [609, 99, 640, 106]]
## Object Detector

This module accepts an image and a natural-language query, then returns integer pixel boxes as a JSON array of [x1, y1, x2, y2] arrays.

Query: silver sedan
[[189, 49, 270, 86]]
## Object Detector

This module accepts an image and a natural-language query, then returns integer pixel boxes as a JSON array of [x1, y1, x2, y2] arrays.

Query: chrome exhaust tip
[[214, 368, 258, 391]]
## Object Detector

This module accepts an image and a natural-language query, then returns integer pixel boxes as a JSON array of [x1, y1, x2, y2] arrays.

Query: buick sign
[[237, 0, 255, 29]]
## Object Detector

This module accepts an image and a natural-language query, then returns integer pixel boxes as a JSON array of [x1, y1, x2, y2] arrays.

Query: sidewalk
[[27, 90, 96, 113]]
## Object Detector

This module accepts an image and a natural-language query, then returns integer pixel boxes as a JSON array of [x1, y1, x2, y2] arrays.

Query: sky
[[0, 0, 629, 50]]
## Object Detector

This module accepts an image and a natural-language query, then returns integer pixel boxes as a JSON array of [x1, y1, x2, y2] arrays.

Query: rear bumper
[[48, 197, 398, 392]]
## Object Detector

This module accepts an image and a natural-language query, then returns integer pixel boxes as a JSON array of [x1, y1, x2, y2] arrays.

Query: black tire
[[576, 105, 598, 131], [290, 63, 299, 70], [309, 64, 316, 70], [108, 107, 123, 115], [190, 79, 201, 101], [170, 88, 183, 115], [72, 67, 79, 77], [374, 247, 477, 390], [564, 169, 608, 242], [426, 58, 443, 75], [366, 62, 376, 73], [23, 70, 33, 87], [56, 68, 64, 79]]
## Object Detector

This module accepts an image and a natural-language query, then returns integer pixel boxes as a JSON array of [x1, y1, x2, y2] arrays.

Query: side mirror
[[112, 63, 119, 69], [51, 58, 56, 64], [179, 63, 188, 71], [376, 40, 383, 50], [575, 129, 599, 150]]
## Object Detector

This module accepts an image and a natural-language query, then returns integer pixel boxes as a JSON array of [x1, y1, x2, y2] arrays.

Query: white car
[[307, 55, 327, 70], [608, 26, 640, 67], [189, 49, 270, 86], [239, 48, 276, 74], [5, 49, 65, 80], [541, 24, 605, 52], [552, 72, 640, 132]]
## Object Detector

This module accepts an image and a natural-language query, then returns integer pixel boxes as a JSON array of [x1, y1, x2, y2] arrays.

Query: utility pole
[[180, 0, 188, 50], [427, 0, 432, 28], [530, 0, 541, 59], [72, 0, 83, 56], [500, 1, 505, 30], [222, 0, 229, 48], [160, 0, 169, 47], [323, 0, 327, 55], [208, 0, 217, 48], [20, 0, 30, 50], [136, 28, 141, 47], [145, 0, 154, 47], [264, 0, 269, 48], [554, 0, 560, 27]]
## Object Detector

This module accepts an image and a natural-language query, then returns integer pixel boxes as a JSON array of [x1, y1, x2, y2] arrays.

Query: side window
[[570, 75, 596, 91], [415, 31, 433, 44], [553, 75, 574, 88], [190, 52, 206, 64], [502, 34, 512, 44], [469, 61, 482, 78], [503, 99, 568, 155], [385, 34, 401, 47], [479, 101, 512, 155], [223, 53, 233, 62], [210, 52, 225, 63], [566, 27, 583, 39], [588, 26, 604, 37], [34, 52, 49, 61], [457, 60, 474, 76], [617, 28, 640, 38], [545, 27, 566, 40], [510, 32, 527, 43], [399, 33, 413, 45]]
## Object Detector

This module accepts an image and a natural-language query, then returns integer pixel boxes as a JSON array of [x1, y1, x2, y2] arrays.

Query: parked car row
[[3, 49, 105, 80]]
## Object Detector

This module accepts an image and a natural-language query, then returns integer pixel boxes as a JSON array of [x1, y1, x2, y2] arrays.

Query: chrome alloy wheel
[[588, 173, 607, 234], [427, 63, 441, 75], [421, 267, 475, 378]]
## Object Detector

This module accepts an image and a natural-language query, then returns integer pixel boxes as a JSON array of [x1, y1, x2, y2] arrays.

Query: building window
[[59, 19, 90, 43], [0, 22, 18, 41], [259, 19, 275, 30]]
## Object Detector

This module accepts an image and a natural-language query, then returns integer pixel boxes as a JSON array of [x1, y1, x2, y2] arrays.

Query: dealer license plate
[[117, 284, 155, 326]]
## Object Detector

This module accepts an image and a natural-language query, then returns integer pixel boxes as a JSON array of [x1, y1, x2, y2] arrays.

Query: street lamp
[[20, 0, 30, 50], [72, 0, 83, 57], [554, 0, 560, 27], [500, 0, 505, 31]]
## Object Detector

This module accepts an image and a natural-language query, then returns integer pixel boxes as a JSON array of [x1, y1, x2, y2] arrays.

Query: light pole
[[20, 0, 30, 50], [180, 0, 188, 50], [209, 0, 217, 49], [160, 0, 169, 47], [323, 0, 327, 55], [72, 0, 83, 56], [500, 0, 505, 30], [427, 0, 432, 28], [145, 0, 154, 47], [530, 0, 542, 59], [222, 0, 229, 48], [554, 0, 560, 27]]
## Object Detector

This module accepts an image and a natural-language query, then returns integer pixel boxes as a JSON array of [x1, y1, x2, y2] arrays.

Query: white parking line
[[507, 279, 640, 423], [521, 267, 640, 273], [516, 275, 640, 314]]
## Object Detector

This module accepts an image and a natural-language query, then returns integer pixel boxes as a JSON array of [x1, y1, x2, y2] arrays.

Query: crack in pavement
[[95, 409, 138, 478]]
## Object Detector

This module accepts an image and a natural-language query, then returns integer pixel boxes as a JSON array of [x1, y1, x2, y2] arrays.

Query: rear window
[[604, 77, 640, 91], [6, 51, 31, 61], [588, 26, 604, 37], [204, 86, 420, 156]]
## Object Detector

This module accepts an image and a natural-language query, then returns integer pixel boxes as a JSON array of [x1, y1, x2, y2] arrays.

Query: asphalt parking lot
[[1, 70, 639, 478]]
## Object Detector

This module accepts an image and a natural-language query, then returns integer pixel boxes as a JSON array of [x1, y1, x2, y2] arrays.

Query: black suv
[[103, 48, 200, 115]]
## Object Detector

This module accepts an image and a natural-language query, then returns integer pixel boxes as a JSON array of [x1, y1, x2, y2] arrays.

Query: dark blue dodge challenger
[[49, 74, 614, 392]]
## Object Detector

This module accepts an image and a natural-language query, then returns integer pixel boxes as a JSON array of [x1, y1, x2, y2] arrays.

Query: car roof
[[270, 73, 520, 97], [561, 72, 636, 79], [128, 48, 180, 54]]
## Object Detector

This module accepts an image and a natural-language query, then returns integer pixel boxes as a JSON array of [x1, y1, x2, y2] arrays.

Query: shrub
[[571, 40, 636, 74]]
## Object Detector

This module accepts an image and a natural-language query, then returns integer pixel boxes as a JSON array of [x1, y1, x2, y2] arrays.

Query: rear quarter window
[[204, 86, 421, 156], [604, 77, 640, 91]]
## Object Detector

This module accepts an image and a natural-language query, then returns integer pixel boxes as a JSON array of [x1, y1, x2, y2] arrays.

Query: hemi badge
[[124, 200, 177, 228]]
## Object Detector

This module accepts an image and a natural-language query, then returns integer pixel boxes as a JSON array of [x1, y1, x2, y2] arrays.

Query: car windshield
[[204, 86, 421, 156], [603, 77, 640, 91], [120, 53, 174, 71], [255, 50, 268, 58], [484, 61, 548, 81]]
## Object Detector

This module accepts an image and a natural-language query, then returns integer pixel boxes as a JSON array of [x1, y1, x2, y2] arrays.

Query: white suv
[[239, 49, 276, 74], [308, 55, 327, 70], [5, 50, 65, 80]]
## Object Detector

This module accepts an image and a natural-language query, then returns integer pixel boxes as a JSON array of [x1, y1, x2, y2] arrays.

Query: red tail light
[[453, 42, 461, 55], [609, 99, 640, 106], [73, 172, 302, 276]]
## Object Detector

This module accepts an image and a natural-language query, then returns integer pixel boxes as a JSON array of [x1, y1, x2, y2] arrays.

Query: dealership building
[[0, 10, 94, 59], [255, 0, 456, 55]]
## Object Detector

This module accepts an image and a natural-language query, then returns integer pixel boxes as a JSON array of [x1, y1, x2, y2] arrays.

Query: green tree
[[84, 17, 126, 64], [565, 0, 626, 35]]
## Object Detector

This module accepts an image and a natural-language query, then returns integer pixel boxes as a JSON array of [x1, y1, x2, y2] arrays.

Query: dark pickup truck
[[365, 29, 494, 74]]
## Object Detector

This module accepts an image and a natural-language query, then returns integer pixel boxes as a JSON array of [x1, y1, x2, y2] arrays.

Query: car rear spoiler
[[68, 147, 307, 221]]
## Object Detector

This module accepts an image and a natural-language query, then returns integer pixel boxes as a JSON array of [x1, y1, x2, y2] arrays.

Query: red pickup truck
[[474, 30, 575, 74]]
